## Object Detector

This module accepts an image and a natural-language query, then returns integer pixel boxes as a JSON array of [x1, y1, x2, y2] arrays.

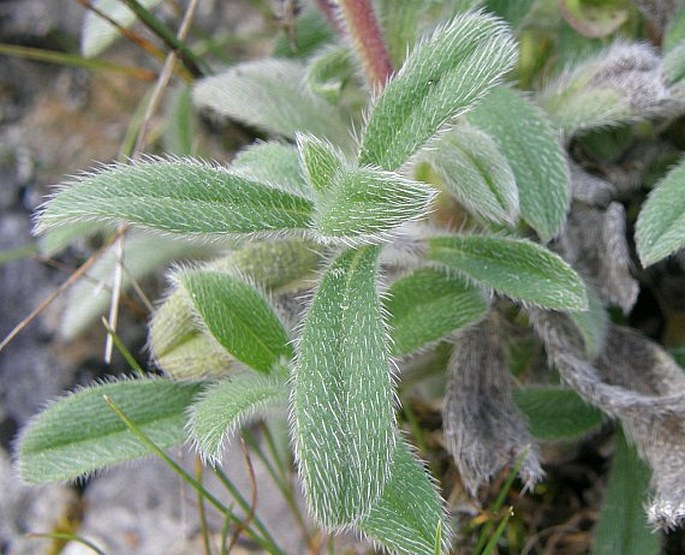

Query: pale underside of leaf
[[193, 58, 354, 150], [18, 378, 203, 484], [35, 158, 314, 238], [292, 245, 396, 527], [635, 158, 685, 267], [427, 234, 588, 310], [358, 11, 517, 171], [427, 124, 519, 226]]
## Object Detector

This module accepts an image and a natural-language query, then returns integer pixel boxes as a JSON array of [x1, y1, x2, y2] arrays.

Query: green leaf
[[467, 87, 570, 241], [180, 271, 292, 374], [665, 3, 685, 52], [18, 378, 203, 483], [81, 0, 163, 58], [292, 246, 396, 527], [35, 157, 314, 237], [568, 286, 609, 357], [313, 166, 434, 243], [192, 59, 353, 149], [513, 387, 604, 439], [296, 133, 344, 193], [189, 374, 287, 462], [385, 267, 489, 356], [376, 0, 427, 67], [357, 442, 449, 555], [427, 235, 588, 310], [358, 11, 517, 171], [591, 429, 661, 555], [272, 8, 334, 59], [635, 158, 685, 267], [231, 141, 311, 198], [163, 84, 196, 156], [486, 0, 536, 29], [559, 0, 629, 38], [306, 45, 356, 103], [426, 124, 519, 225]]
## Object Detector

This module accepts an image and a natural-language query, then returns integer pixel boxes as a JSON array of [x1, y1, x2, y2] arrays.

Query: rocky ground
[[0, 2, 317, 554]]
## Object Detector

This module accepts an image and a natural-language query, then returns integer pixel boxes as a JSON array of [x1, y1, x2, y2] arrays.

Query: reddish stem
[[338, 0, 393, 91]]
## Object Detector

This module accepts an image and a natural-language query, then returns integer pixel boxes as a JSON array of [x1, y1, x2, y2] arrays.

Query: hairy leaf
[[35, 158, 314, 237], [427, 235, 588, 310], [358, 442, 449, 555], [231, 141, 311, 198], [189, 374, 287, 462], [180, 270, 292, 374], [193, 59, 353, 149], [81, 0, 163, 57], [18, 378, 203, 483], [426, 124, 519, 225], [297, 133, 344, 193], [292, 246, 396, 527], [384, 267, 489, 355], [467, 87, 570, 241], [313, 165, 434, 244], [635, 158, 685, 267], [568, 286, 609, 357], [591, 430, 661, 555], [376, 0, 427, 67], [358, 11, 517, 170], [513, 387, 603, 439], [306, 46, 356, 102]]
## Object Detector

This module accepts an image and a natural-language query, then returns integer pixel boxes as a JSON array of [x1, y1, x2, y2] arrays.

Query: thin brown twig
[[0, 229, 125, 354], [227, 438, 258, 553]]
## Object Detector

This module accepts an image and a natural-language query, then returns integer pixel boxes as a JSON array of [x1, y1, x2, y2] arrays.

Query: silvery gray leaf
[[569, 165, 616, 207], [443, 317, 543, 495], [556, 202, 638, 313], [530, 309, 685, 529]]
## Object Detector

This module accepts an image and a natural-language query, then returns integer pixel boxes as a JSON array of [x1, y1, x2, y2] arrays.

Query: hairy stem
[[338, 0, 393, 90]]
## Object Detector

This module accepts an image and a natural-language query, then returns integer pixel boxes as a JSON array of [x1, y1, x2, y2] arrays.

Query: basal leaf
[[35, 157, 314, 237], [81, 0, 163, 57], [385, 267, 489, 356], [467, 87, 570, 241], [358, 11, 517, 171], [292, 246, 396, 527], [358, 442, 449, 555], [513, 387, 603, 439], [427, 235, 588, 310], [180, 270, 292, 374], [189, 374, 287, 462], [635, 158, 685, 267], [426, 124, 519, 225], [591, 429, 661, 555], [192, 59, 353, 149], [18, 378, 203, 483], [296, 133, 344, 193], [313, 166, 434, 244]]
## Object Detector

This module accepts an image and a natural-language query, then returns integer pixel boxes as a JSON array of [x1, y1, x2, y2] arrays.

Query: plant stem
[[338, 0, 393, 90]]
